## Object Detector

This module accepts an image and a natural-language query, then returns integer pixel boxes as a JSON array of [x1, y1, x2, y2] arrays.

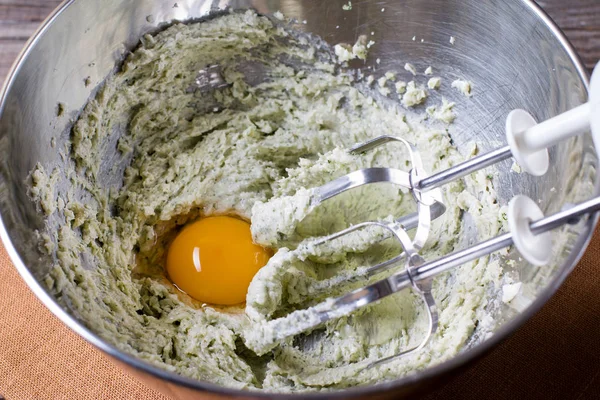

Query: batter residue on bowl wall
[[30, 10, 507, 391]]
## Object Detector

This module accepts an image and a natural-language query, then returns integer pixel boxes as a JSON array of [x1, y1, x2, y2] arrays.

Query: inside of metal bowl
[[0, 0, 596, 397]]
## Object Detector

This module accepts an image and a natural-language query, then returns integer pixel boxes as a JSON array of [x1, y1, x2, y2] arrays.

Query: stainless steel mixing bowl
[[0, 0, 596, 398]]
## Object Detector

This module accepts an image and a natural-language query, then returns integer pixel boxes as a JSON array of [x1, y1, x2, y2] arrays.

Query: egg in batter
[[166, 216, 271, 305]]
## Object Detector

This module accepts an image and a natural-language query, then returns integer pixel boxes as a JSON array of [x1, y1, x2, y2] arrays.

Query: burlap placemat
[[1, 229, 600, 400]]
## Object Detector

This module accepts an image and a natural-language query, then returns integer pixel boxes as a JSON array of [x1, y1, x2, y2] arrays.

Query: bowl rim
[[0, 0, 596, 398]]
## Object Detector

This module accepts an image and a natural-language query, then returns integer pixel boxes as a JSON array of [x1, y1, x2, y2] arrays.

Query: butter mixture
[[31, 11, 506, 391]]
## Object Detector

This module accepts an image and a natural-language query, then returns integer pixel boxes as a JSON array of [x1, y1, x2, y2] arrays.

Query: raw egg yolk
[[166, 216, 271, 305]]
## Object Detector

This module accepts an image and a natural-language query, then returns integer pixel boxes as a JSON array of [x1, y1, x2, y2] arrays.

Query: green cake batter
[[30, 10, 507, 392]]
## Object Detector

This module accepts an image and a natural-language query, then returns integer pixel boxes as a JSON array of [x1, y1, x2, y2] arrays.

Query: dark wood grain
[[539, 0, 600, 71], [0, 0, 61, 80]]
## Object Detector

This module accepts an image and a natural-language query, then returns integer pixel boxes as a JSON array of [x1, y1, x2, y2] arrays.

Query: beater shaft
[[415, 146, 512, 191], [280, 194, 600, 342], [387, 195, 600, 293]]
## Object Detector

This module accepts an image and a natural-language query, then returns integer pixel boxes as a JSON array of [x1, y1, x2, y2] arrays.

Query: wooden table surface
[[0, 1, 599, 399]]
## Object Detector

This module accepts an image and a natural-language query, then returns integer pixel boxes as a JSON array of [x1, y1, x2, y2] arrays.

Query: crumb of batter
[[352, 35, 369, 60], [401, 81, 428, 107], [395, 80, 407, 94], [511, 162, 522, 173], [335, 35, 368, 62], [452, 79, 473, 97], [428, 98, 457, 124], [428, 77, 442, 90], [366, 75, 375, 86], [502, 282, 522, 303], [404, 63, 417, 76]]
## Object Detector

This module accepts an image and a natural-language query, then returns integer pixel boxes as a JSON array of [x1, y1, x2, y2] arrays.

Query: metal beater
[[245, 63, 600, 366]]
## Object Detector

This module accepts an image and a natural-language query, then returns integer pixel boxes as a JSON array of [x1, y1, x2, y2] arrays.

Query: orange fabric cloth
[[1, 230, 600, 399], [0, 243, 168, 400]]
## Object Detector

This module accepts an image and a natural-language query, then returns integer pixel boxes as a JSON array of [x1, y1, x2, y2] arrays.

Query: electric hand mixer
[[233, 63, 600, 366]]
